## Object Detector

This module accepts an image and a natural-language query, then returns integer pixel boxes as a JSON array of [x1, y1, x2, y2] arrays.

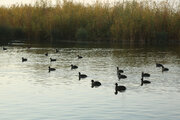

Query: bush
[[0, 25, 12, 38], [75, 27, 88, 40], [13, 27, 25, 38]]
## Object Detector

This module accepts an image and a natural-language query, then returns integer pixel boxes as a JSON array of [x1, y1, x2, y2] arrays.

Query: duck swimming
[[49, 66, 56, 72], [71, 64, 78, 69], [79, 72, 87, 80], [91, 80, 101, 88], [22, 57, 27, 62]]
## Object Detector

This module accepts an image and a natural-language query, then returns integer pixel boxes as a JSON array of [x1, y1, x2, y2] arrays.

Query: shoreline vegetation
[[0, 0, 180, 45]]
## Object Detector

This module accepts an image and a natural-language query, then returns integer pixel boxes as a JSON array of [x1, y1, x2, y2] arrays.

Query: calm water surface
[[0, 45, 180, 120]]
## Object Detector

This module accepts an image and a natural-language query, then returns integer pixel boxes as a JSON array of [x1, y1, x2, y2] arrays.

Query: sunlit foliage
[[0, 0, 179, 45]]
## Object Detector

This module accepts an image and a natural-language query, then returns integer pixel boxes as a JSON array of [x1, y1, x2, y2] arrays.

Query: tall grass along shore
[[0, 0, 180, 45]]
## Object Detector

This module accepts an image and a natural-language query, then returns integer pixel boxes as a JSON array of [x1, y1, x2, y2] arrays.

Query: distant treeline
[[0, 0, 180, 45]]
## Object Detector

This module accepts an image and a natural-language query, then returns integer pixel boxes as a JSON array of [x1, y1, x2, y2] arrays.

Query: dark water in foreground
[[0, 44, 180, 120]]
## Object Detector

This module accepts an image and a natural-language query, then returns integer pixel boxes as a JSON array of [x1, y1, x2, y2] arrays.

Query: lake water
[[0, 44, 180, 120]]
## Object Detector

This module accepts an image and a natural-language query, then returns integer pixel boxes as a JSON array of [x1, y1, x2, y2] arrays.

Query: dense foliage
[[0, 0, 180, 45]]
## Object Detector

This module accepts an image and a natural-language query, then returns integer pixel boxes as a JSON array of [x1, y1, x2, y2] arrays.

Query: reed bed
[[0, 0, 180, 45]]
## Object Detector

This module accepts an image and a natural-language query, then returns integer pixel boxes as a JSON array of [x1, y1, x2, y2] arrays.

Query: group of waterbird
[[2, 46, 169, 94], [140, 64, 169, 86], [116, 63, 169, 94]]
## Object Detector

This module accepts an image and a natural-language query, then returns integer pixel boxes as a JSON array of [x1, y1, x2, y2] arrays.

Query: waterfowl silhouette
[[79, 72, 87, 80], [118, 73, 127, 80], [115, 83, 126, 92], [22, 57, 27, 62], [45, 53, 48, 56], [3, 47, 7, 50], [162, 66, 169, 72], [55, 49, 59, 53], [77, 55, 83, 59], [71, 64, 78, 69], [91, 80, 101, 88], [141, 77, 151, 86], [50, 58, 56, 62], [49, 66, 56, 72], [142, 72, 150, 77], [156, 63, 163, 67], [117, 67, 124, 74]]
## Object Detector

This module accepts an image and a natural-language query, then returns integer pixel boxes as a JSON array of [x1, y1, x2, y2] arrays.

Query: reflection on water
[[0, 44, 180, 120]]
